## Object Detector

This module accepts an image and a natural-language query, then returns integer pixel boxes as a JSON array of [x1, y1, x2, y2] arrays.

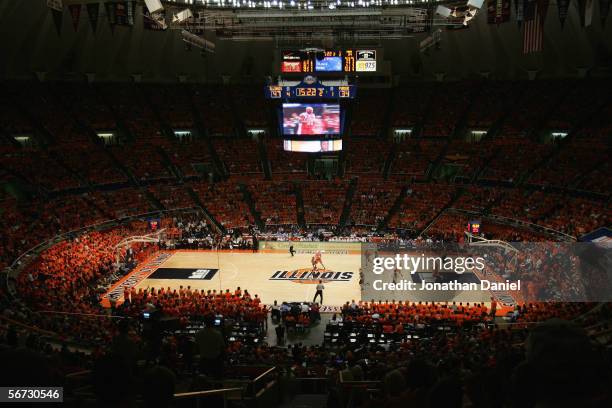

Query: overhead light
[[173, 9, 193, 23], [467, 0, 484, 9], [144, 0, 164, 14], [435, 5, 452, 18], [143, 0, 166, 29], [463, 7, 478, 25]]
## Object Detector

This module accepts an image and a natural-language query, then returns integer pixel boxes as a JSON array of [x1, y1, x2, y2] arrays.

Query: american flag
[[523, 0, 543, 54]]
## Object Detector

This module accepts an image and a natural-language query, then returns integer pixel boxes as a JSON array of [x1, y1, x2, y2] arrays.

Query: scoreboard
[[265, 84, 356, 99], [281, 49, 377, 74]]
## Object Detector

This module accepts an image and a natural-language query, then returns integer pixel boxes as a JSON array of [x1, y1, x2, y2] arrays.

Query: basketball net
[[114, 228, 166, 268]]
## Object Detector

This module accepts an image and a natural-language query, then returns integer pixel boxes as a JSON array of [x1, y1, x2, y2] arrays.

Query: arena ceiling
[[0, 0, 610, 82]]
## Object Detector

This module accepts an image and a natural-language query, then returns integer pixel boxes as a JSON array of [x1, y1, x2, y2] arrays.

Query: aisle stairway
[[338, 177, 358, 227], [240, 183, 264, 229], [295, 183, 306, 228]]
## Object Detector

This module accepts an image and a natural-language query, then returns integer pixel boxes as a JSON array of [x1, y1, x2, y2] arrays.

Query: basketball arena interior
[[0, 0, 611, 406]]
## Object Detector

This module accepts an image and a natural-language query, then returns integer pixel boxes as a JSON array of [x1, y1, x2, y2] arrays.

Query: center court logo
[[270, 268, 353, 284], [189, 269, 216, 279]]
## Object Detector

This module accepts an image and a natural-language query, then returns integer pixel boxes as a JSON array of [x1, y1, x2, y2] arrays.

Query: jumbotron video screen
[[282, 103, 341, 136]]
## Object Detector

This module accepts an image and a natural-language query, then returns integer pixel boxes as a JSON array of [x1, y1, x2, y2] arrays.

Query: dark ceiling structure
[[0, 0, 610, 82]]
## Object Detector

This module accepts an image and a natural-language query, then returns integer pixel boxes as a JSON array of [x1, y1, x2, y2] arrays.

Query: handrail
[[252, 366, 277, 383], [3, 207, 205, 321], [590, 327, 612, 338], [173, 388, 243, 399], [4, 207, 203, 284], [0, 314, 57, 336], [338, 369, 382, 386], [445, 208, 577, 241], [37, 310, 127, 319], [6, 206, 201, 271], [65, 370, 92, 378]]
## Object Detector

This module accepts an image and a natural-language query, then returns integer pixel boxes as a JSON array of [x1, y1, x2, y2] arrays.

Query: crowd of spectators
[[192, 85, 234, 136], [420, 81, 471, 138], [248, 181, 297, 226], [391, 83, 434, 128], [389, 139, 443, 180], [388, 183, 456, 232], [351, 89, 389, 137], [1, 78, 611, 408], [191, 181, 254, 228], [265, 138, 307, 175], [348, 179, 402, 226], [302, 180, 350, 225], [344, 137, 390, 175]]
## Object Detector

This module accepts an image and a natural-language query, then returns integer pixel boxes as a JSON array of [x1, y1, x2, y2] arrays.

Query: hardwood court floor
[[136, 250, 362, 307]]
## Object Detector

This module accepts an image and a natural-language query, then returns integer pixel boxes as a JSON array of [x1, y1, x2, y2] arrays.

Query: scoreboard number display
[[281, 49, 377, 73], [264, 76, 356, 99], [296, 88, 325, 97]]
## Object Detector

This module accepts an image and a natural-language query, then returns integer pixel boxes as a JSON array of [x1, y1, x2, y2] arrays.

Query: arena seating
[[351, 89, 389, 136], [348, 179, 402, 226], [1, 80, 609, 272], [2, 147, 83, 191], [230, 85, 271, 127], [190, 181, 254, 228], [421, 81, 472, 138], [498, 81, 570, 139], [479, 138, 552, 183], [542, 80, 609, 131], [145, 84, 195, 129], [344, 137, 389, 175], [389, 139, 443, 180], [391, 83, 435, 128], [149, 183, 195, 210], [1, 82, 611, 407], [212, 137, 263, 175], [265, 137, 308, 175], [53, 82, 117, 130], [162, 139, 211, 179], [248, 181, 297, 226], [489, 188, 559, 223], [466, 80, 518, 129], [441, 140, 494, 180], [192, 85, 235, 136], [388, 183, 456, 232], [302, 180, 349, 225], [528, 131, 609, 190], [452, 186, 502, 213]]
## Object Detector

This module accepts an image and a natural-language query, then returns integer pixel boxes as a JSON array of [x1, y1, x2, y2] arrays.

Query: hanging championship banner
[[87, 3, 100, 32], [69, 4, 81, 31]]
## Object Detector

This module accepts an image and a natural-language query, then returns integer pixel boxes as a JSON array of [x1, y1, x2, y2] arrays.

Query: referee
[[313, 280, 324, 304]]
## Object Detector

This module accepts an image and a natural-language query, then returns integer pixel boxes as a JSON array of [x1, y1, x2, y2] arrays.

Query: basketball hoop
[[114, 228, 167, 267]]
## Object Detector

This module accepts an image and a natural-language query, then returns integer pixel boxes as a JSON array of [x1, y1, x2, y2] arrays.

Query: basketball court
[[103, 244, 493, 310], [137, 250, 362, 308]]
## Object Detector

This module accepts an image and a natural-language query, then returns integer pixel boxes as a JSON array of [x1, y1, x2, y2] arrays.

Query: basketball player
[[313, 280, 324, 304], [313, 250, 325, 270], [311, 255, 319, 271], [289, 244, 295, 257], [359, 268, 364, 290], [298, 106, 317, 135]]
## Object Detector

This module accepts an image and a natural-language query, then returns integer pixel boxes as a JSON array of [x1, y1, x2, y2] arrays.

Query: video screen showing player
[[282, 103, 341, 136]]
